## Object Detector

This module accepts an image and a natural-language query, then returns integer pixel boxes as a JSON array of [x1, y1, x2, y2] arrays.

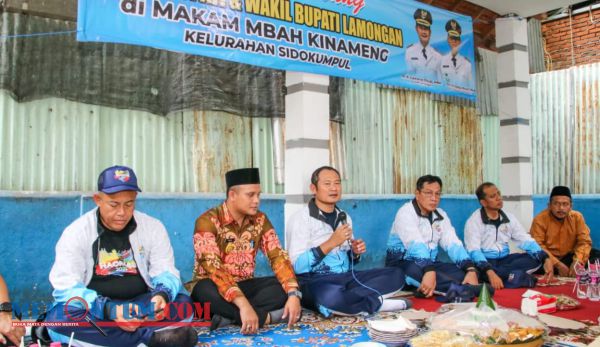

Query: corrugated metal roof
[[186, 110, 253, 193], [531, 62, 600, 194], [476, 48, 499, 116], [393, 91, 483, 194], [481, 115, 500, 184], [572, 63, 600, 194], [341, 80, 486, 194], [101, 109, 187, 193], [0, 90, 188, 192], [342, 81, 394, 193], [531, 68, 572, 194], [528, 18, 547, 74], [9, 55, 599, 197], [0, 90, 288, 193], [330, 121, 348, 180], [252, 117, 283, 194], [271, 117, 285, 186]]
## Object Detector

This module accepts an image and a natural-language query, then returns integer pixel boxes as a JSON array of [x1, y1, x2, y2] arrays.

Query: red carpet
[[411, 283, 600, 324]]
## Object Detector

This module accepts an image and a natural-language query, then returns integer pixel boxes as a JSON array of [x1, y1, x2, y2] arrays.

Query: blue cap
[[505, 270, 537, 289], [97, 165, 142, 194]]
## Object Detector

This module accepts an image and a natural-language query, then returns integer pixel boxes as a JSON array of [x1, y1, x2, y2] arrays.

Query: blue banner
[[77, 0, 476, 100]]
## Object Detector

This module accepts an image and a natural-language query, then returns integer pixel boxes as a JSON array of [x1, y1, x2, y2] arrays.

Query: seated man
[[386, 175, 479, 298], [188, 168, 301, 335], [464, 182, 547, 289], [0, 273, 25, 347], [531, 186, 600, 280], [286, 166, 408, 317], [46, 165, 196, 347]]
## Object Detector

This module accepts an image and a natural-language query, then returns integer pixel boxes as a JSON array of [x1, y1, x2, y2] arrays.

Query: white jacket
[[49, 208, 182, 318], [386, 200, 472, 270], [464, 208, 546, 270], [286, 201, 353, 275]]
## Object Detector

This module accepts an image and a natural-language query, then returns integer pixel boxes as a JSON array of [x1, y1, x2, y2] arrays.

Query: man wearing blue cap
[[464, 182, 547, 290], [45, 165, 196, 347]]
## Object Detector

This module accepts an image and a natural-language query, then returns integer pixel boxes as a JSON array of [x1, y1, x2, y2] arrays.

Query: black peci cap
[[550, 186, 572, 199], [226, 168, 260, 189]]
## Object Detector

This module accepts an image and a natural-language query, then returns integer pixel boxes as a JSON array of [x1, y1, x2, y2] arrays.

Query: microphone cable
[[338, 211, 384, 305]]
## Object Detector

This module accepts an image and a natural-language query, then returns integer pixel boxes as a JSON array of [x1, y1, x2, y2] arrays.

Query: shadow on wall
[[1, 193, 599, 315]]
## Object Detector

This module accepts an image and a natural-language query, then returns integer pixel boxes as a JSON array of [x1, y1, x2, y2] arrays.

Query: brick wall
[[542, 7, 600, 70]]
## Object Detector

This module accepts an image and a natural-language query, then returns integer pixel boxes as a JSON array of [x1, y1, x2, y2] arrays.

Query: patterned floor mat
[[197, 311, 370, 346], [195, 310, 600, 347]]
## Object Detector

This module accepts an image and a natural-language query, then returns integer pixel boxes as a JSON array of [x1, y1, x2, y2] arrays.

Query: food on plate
[[553, 294, 580, 310], [474, 322, 545, 344], [410, 330, 478, 347], [428, 302, 547, 346]]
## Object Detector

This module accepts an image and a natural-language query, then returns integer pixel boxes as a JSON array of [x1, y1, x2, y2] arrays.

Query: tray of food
[[408, 329, 544, 347], [416, 293, 547, 346], [553, 294, 580, 311]]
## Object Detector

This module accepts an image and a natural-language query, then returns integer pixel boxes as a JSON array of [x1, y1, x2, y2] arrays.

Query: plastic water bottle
[[574, 262, 589, 299], [575, 273, 589, 299], [587, 269, 600, 301]]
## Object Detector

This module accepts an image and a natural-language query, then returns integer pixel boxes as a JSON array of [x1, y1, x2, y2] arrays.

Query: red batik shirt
[[191, 202, 298, 302]]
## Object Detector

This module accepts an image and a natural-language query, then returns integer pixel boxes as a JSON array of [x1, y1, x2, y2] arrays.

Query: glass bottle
[[587, 269, 600, 301], [576, 273, 589, 299], [574, 262, 589, 299]]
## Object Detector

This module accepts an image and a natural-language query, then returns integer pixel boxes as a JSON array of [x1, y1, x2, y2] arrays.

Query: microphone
[[338, 211, 347, 225], [337, 212, 352, 248]]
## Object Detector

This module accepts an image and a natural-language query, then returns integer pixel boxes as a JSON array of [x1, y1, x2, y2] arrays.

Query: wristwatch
[[0, 302, 12, 313], [287, 290, 303, 300]]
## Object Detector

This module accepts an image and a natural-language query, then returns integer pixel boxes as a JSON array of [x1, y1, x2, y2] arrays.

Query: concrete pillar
[[496, 16, 534, 228], [284, 72, 330, 244]]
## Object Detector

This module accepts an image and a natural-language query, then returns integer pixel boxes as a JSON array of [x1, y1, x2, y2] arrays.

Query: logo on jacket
[[114, 170, 131, 183]]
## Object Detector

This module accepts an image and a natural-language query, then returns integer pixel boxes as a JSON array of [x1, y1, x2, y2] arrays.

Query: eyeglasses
[[551, 201, 571, 208], [419, 190, 442, 199]]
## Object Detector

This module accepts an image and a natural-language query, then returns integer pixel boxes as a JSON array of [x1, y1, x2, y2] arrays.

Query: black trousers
[[561, 249, 600, 267], [535, 248, 600, 274], [297, 267, 405, 316], [191, 277, 287, 327], [392, 260, 466, 293]]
